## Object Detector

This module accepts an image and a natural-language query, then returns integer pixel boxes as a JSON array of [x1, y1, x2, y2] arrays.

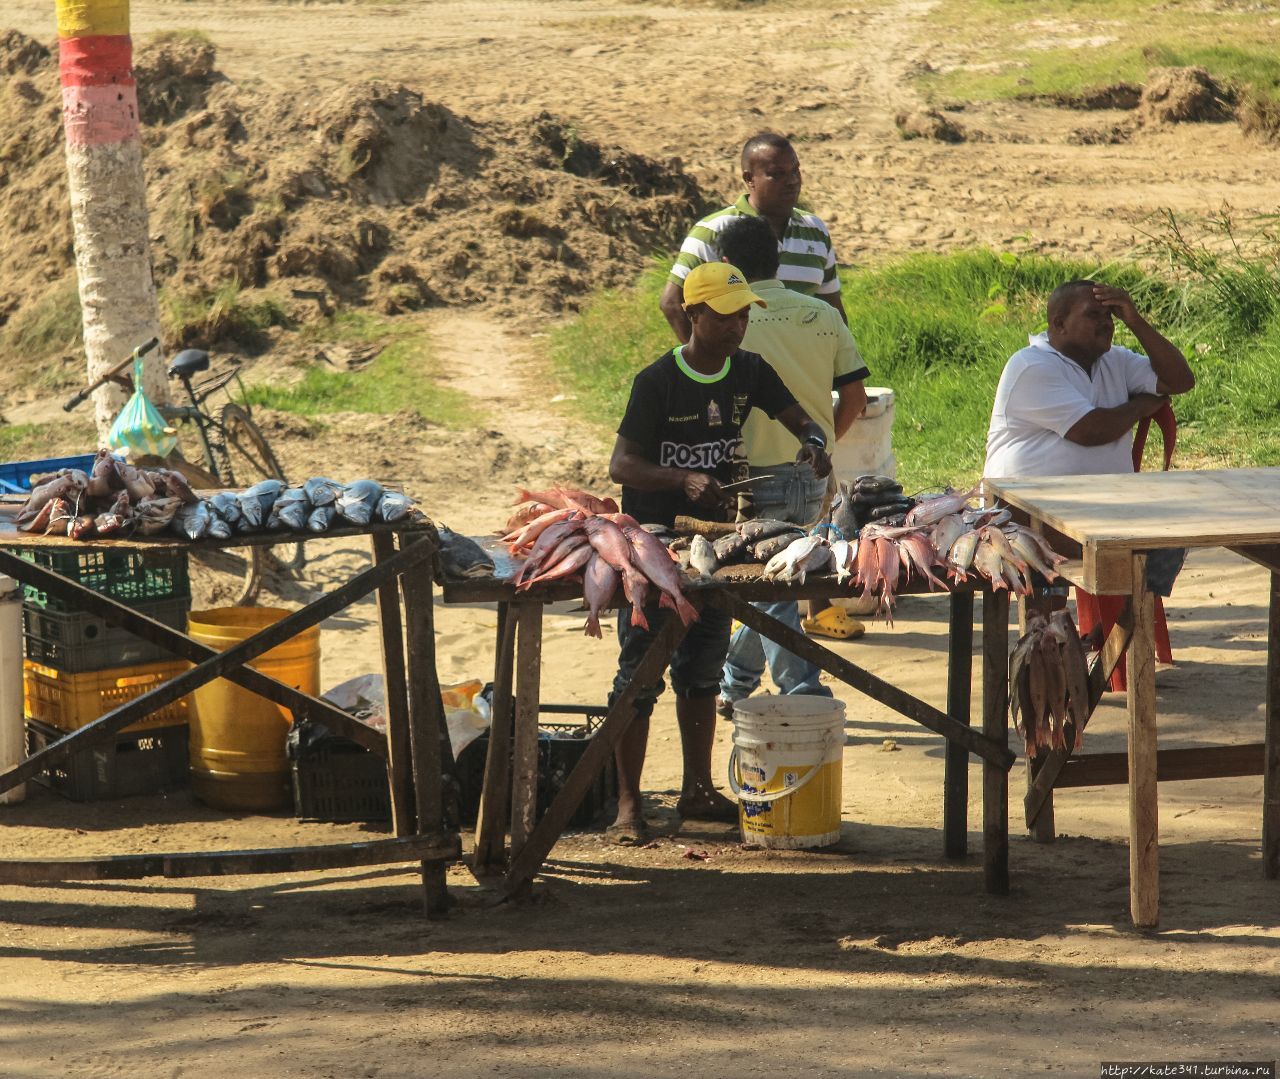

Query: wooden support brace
[[943, 589, 974, 859], [0, 833, 461, 883], [1056, 743, 1266, 787], [473, 602, 516, 878], [0, 548, 385, 754], [1265, 570, 1280, 880], [982, 589, 1010, 895], [710, 592, 1014, 770], [502, 611, 690, 899], [0, 539, 434, 796], [400, 536, 455, 917], [1127, 553, 1160, 928], [372, 532, 416, 836], [509, 603, 544, 864], [1024, 599, 1134, 830]]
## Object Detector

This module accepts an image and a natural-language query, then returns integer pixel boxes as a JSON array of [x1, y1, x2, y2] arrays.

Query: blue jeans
[[720, 463, 833, 703]]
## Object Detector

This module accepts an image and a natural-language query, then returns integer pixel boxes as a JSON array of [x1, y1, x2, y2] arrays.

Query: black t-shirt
[[617, 347, 797, 527]]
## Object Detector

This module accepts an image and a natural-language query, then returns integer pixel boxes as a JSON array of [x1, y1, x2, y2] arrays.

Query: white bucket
[[831, 386, 896, 481], [728, 696, 845, 849], [0, 576, 25, 805]]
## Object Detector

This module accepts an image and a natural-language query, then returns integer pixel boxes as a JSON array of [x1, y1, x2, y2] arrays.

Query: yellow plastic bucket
[[187, 607, 320, 811], [728, 696, 845, 849]]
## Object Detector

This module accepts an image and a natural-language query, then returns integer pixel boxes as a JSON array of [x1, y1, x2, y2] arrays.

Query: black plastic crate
[[289, 706, 616, 828], [23, 596, 190, 673], [292, 742, 392, 824], [455, 706, 617, 830], [25, 717, 190, 801], [12, 546, 190, 613]]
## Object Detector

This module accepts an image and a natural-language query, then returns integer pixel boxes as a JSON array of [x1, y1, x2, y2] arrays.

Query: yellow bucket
[[187, 607, 320, 811], [729, 696, 845, 849]]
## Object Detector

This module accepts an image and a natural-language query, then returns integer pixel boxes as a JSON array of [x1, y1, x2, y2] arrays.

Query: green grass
[[917, 2, 1280, 111], [0, 419, 98, 463], [243, 312, 475, 427], [161, 282, 288, 350], [1, 278, 83, 368], [548, 240, 1280, 492]]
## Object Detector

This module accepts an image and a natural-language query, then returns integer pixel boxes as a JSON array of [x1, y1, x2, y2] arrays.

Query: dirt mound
[[894, 107, 966, 144], [1138, 66, 1235, 124], [0, 36, 708, 375], [1027, 83, 1142, 111]]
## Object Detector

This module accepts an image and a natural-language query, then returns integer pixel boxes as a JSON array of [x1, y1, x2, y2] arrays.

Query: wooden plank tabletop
[[985, 467, 1280, 594], [986, 468, 1280, 548]]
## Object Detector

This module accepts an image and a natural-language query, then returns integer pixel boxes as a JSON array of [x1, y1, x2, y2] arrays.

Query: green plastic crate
[[11, 547, 190, 613]]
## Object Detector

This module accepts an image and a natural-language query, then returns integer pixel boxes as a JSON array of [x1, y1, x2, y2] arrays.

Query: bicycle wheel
[[216, 403, 306, 572]]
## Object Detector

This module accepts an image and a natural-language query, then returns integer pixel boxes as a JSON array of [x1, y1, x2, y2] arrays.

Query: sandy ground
[[2, 1, 1279, 1075]]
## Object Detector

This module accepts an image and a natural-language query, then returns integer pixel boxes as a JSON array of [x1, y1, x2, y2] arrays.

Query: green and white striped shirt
[[668, 195, 840, 297]]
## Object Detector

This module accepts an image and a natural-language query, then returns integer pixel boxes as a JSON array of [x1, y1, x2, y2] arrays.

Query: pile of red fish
[[499, 485, 696, 638]]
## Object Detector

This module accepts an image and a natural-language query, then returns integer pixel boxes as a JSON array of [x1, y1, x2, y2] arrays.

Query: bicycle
[[64, 338, 304, 606]]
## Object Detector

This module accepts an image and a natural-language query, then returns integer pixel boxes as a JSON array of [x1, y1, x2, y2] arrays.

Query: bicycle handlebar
[[62, 337, 160, 413]]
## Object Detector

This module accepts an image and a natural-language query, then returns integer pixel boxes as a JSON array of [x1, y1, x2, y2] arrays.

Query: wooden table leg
[[982, 589, 1010, 894], [1127, 553, 1160, 928], [1264, 570, 1279, 880], [400, 538, 454, 917], [509, 603, 543, 860], [473, 603, 516, 878], [371, 532, 415, 835], [944, 588, 974, 859], [503, 612, 690, 899]]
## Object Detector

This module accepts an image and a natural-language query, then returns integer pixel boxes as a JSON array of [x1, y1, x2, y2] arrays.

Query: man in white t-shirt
[[985, 279, 1195, 595], [986, 280, 1194, 478]]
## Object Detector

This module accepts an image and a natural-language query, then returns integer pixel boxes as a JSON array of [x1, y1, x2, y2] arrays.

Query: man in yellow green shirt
[[716, 215, 869, 714]]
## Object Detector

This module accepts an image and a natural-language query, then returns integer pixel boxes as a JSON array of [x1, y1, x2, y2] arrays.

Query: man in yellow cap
[[606, 261, 832, 842]]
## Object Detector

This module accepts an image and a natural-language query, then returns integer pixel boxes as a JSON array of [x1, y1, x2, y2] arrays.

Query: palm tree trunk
[[57, 0, 166, 443]]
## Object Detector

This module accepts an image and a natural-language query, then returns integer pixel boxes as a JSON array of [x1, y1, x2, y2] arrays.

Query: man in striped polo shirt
[[659, 132, 846, 343]]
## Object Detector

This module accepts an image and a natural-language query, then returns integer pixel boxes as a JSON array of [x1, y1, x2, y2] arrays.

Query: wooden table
[[441, 556, 1018, 900], [0, 511, 459, 914], [987, 467, 1280, 928]]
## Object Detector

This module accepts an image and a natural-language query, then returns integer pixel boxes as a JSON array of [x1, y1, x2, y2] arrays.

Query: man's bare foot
[[676, 789, 739, 822], [605, 816, 650, 845]]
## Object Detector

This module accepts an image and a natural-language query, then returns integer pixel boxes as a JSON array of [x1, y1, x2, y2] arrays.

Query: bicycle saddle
[[168, 349, 210, 377]]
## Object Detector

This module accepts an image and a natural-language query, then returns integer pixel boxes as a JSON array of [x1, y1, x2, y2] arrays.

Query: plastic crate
[[455, 707, 616, 829], [23, 597, 190, 673], [292, 742, 391, 824], [13, 547, 190, 613], [25, 717, 190, 801], [24, 657, 191, 734], [0, 453, 98, 495]]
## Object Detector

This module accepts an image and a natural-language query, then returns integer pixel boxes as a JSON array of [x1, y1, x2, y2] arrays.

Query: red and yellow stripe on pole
[[57, 0, 139, 148], [56, 0, 167, 439]]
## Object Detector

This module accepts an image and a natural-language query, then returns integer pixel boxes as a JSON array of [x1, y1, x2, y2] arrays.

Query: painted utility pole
[[57, 0, 166, 442]]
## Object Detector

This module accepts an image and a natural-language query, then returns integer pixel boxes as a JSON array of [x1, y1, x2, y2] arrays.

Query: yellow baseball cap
[[681, 262, 768, 314]]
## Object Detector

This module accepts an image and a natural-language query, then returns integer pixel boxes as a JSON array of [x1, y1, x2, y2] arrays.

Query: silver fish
[[270, 488, 311, 531], [377, 491, 413, 522], [208, 491, 242, 526], [206, 511, 232, 540], [307, 504, 337, 533], [336, 479, 384, 525], [930, 513, 967, 561], [237, 479, 286, 529], [737, 518, 796, 542], [303, 476, 343, 506], [947, 530, 981, 579], [173, 500, 212, 540], [904, 486, 980, 528], [752, 530, 805, 562], [762, 535, 826, 584], [689, 535, 718, 579]]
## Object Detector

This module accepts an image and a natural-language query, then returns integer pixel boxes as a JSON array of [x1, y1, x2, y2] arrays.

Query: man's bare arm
[[658, 281, 692, 344], [1095, 286, 1195, 395], [833, 380, 867, 441], [1064, 393, 1169, 447], [817, 289, 849, 325]]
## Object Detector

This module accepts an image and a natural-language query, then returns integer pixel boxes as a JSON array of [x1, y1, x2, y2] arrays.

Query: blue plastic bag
[[107, 354, 176, 459]]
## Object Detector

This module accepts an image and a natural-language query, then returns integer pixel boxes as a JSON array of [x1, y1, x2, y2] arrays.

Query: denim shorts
[[736, 462, 826, 527], [608, 603, 733, 720]]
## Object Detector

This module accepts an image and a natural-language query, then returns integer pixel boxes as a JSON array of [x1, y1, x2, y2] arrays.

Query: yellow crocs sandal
[[802, 606, 866, 641]]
